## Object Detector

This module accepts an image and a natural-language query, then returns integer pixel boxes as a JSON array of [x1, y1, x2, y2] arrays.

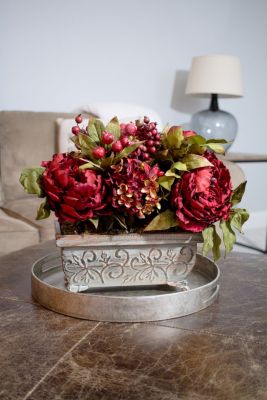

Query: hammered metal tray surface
[[31, 253, 220, 322]]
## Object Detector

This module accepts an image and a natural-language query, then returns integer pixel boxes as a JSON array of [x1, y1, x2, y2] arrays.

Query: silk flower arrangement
[[20, 115, 249, 261]]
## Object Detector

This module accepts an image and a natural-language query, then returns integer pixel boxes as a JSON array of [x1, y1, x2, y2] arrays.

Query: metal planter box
[[55, 223, 202, 293]]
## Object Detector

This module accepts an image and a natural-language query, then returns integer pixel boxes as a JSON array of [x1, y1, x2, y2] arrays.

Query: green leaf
[[204, 143, 225, 154], [231, 181, 247, 205], [154, 149, 173, 162], [188, 143, 205, 155], [87, 118, 100, 143], [220, 220, 236, 256], [171, 144, 190, 159], [144, 209, 178, 231], [212, 226, 221, 261], [172, 161, 187, 171], [78, 133, 94, 149], [230, 208, 249, 233], [206, 139, 228, 144], [189, 137, 228, 155], [188, 135, 206, 145], [165, 126, 184, 149], [202, 226, 214, 257], [202, 225, 222, 261], [72, 133, 95, 155], [165, 169, 180, 178], [94, 119, 105, 139], [114, 142, 143, 162], [158, 176, 175, 191], [79, 160, 103, 170], [89, 217, 99, 229], [182, 154, 213, 170], [100, 153, 115, 169], [19, 167, 45, 197], [105, 117, 121, 140], [36, 198, 50, 220]]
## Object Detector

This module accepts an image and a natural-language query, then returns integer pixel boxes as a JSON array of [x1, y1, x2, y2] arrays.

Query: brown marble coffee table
[[0, 241, 266, 400]]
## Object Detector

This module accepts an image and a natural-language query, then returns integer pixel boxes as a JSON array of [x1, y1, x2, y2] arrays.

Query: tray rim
[[31, 252, 220, 300], [31, 252, 220, 322]]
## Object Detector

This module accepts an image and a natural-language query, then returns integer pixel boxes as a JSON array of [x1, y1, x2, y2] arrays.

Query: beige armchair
[[0, 111, 74, 256]]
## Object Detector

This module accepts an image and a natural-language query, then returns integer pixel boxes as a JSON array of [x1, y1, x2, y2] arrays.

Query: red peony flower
[[171, 151, 232, 232], [108, 159, 162, 219], [41, 153, 108, 223]]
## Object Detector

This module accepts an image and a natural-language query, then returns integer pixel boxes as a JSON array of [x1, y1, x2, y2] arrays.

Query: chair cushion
[[3, 197, 55, 242], [0, 111, 74, 202], [0, 209, 39, 256]]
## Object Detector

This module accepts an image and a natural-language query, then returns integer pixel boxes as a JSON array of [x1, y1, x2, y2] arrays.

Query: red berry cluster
[[72, 115, 161, 161], [120, 117, 161, 161], [71, 114, 84, 135], [94, 131, 131, 158], [72, 115, 129, 159]]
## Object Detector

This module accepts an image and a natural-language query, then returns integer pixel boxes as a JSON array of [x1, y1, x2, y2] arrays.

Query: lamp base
[[190, 109, 238, 151]]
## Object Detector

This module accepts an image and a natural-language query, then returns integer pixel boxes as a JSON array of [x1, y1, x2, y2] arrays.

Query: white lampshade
[[186, 55, 243, 97]]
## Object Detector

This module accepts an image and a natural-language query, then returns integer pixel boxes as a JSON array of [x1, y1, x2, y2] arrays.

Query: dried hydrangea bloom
[[108, 159, 162, 219]]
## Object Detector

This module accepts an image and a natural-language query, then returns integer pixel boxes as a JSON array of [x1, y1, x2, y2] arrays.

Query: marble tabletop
[[0, 240, 266, 400]]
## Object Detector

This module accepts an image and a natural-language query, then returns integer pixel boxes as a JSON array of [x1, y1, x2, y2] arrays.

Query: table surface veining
[[0, 240, 266, 400]]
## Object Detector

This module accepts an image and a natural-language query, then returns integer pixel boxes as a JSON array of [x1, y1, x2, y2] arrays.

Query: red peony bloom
[[171, 151, 232, 232], [108, 159, 162, 219], [41, 153, 108, 223]]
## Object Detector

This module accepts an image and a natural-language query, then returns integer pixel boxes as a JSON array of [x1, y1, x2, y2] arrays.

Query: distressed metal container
[[55, 223, 202, 293]]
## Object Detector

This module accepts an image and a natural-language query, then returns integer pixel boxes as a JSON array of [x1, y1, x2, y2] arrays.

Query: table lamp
[[186, 55, 243, 150]]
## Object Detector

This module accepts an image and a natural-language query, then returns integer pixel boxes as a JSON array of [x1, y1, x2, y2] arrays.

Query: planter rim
[[55, 221, 202, 248]]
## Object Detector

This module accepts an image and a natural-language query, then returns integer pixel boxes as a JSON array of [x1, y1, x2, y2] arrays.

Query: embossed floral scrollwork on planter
[[60, 233, 197, 292]]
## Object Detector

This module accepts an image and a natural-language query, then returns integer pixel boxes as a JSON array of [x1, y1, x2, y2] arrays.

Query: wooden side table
[[225, 152, 267, 163], [224, 153, 267, 253]]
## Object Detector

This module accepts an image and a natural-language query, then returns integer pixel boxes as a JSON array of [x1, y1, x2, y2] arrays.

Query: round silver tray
[[31, 253, 220, 322]]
